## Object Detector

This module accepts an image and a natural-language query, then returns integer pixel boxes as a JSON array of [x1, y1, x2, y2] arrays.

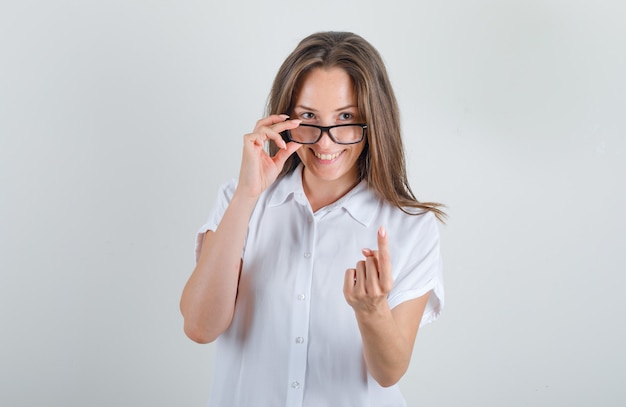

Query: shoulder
[[374, 199, 441, 253], [213, 177, 238, 201], [378, 194, 439, 229]]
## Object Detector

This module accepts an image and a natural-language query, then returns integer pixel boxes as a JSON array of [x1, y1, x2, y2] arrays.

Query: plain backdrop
[[1, 1, 625, 406]]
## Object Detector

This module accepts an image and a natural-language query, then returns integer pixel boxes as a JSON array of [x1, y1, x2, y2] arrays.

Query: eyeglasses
[[280, 123, 368, 145]]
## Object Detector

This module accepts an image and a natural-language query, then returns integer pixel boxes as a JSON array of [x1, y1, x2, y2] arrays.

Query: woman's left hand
[[344, 226, 394, 313]]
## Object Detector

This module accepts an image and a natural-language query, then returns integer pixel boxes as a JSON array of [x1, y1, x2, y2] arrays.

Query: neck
[[301, 169, 360, 212]]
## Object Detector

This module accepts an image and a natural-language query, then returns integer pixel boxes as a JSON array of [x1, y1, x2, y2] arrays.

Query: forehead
[[295, 67, 356, 109]]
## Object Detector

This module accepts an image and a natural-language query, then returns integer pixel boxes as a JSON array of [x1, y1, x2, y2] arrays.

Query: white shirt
[[195, 165, 444, 407]]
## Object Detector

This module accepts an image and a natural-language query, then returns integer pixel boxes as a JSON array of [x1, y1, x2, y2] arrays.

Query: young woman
[[181, 31, 445, 407]]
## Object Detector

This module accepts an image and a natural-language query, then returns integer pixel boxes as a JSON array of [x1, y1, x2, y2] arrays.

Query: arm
[[180, 194, 256, 344], [353, 293, 428, 387], [343, 226, 430, 387], [180, 115, 302, 343]]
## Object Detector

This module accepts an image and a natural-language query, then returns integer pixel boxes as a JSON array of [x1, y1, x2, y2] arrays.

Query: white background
[[1, 1, 625, 406]]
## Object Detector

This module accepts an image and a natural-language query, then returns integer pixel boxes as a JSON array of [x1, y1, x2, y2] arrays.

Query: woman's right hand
[[236, 114, 302, 199], [183, 116, 301, 343]]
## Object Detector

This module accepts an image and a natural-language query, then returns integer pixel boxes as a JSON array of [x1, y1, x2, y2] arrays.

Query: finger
[[363, 254, 381, 294], [254, 114, 291, 130], [243, 132, 269, 150], [362, 247, 380, 281], [376, 226, 394, 291], [263, 119, 302, 150], [254, 115, 302, 138], [246, 126, 283, 150], [377, 226, 391, 270], [344, 268, 356, 294], [272, 141, 302, 168], [355, 260, 367, 292]]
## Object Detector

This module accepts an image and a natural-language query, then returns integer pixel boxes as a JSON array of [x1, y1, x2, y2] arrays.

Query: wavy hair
[[267, 32, 445, 221]]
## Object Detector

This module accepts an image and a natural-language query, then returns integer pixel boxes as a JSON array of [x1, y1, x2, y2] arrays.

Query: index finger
[[377, 226, 391, 273], [254, 114, 290, 129], [257, 118, 302, 149], [254, 115, 302, 133]]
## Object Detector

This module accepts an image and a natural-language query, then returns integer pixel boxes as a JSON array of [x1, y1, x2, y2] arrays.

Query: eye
[[339, 112, 354, 121], [300, 112, 315, 120]]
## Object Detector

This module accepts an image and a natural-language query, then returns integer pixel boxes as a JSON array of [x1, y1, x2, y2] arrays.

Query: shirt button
[[291, 381, 301, 389], [295, 337, 304, 344], [297, 294, 306, 301], [304, 252, 311, 258]]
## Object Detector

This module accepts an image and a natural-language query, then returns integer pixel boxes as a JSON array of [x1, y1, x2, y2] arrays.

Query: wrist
[[230, 189, 261, 214], [232, 186, 262, 204], [353, 301, 392, 323]]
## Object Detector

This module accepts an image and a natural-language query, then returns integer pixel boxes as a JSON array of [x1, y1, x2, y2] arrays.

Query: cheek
[[295, 148, 307, 162], [352, 143, 367, 161]]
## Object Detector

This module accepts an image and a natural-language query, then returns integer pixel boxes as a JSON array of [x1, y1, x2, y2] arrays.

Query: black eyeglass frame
[[280, 123, 368, 145]]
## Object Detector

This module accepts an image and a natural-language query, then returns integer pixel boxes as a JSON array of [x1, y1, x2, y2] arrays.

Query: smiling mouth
[[313, 150, 342, 161]]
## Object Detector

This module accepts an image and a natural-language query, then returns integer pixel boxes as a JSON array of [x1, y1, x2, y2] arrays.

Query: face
[[292, 67, 366, 192]]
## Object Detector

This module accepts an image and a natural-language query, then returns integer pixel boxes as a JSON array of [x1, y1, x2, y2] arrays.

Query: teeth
[[314, 151, 341, 160]]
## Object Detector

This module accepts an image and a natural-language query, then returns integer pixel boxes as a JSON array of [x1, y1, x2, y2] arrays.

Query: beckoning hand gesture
[[344, 226, 394, 312]]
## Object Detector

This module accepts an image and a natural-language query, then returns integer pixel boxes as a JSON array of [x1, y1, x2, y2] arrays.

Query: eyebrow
[[294, 104, 359, 112]]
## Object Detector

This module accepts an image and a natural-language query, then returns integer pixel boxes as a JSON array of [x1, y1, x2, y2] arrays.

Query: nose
[[316, 130, 334, 147]]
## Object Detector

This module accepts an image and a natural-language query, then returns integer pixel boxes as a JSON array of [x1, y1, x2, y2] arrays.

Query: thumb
[[273, 142, 302, 168]]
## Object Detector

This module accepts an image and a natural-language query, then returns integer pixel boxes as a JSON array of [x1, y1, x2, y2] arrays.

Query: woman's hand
[[344, 226, 394, 313], [344, 226, 425, 387], [236, 114, 302, 200]]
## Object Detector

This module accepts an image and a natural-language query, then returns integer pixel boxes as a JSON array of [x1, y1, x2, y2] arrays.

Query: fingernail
[[292, 119, 302, 125], [280, 114, 289, 119], [378, 226, 386, 238], [362, 248, 372, 255]]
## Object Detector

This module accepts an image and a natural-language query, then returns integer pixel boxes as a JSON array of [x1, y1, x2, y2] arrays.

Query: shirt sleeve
[[194, 178, 238, 263], [386, 211, 444, 327]]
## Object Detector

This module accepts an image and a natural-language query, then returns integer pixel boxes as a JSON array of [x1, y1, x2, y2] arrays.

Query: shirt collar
[[267, 165, 307, 208], [267, 165, 380, 227], [337, 180, 379, 227]]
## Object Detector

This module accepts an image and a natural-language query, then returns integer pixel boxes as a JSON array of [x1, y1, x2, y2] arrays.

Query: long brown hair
[[267, 31, 446, 222]]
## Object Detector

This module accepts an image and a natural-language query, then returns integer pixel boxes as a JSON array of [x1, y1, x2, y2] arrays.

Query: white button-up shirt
[[196, 165, 444, 407]]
